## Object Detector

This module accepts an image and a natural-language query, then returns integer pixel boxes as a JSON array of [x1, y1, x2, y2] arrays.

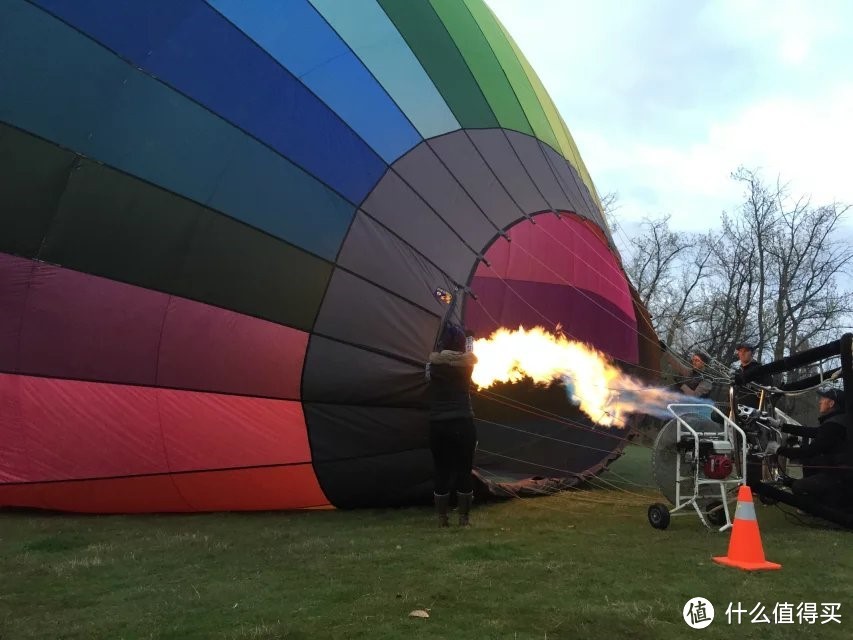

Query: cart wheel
[[706, 500, 727, 527], [648, 503, 671, 530]]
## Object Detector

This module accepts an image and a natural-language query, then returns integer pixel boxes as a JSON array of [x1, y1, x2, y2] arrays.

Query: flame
[[472, 326, 707, 428]]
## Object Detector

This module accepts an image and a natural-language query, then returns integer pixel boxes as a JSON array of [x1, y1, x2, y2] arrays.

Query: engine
[[677, 437, 736, 480]]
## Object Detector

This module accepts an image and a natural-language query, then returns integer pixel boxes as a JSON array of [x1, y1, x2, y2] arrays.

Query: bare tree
[[624, 216, 694, 308], [618, 168, 853, 405], [728, 168, 853, 365], [768, 200, 853, 357]]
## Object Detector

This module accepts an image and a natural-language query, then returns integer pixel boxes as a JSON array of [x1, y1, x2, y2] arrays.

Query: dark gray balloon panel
[[335, 211, 457, 316], [304, 130, 631, 507]]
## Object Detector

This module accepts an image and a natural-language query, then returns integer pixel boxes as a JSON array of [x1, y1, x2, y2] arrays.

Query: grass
[[1, 445, 851, 640]]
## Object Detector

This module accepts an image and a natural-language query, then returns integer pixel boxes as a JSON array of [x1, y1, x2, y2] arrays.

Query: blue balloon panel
[[30, 0, 386, 204], [1, 1, 357, 259], [209, 0, 423, 164]]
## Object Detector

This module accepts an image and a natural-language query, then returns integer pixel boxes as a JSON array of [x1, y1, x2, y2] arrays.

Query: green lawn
[[2, 445, 851, 640]]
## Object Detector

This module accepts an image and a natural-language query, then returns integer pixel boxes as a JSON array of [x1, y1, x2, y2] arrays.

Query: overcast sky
[[487, 0, 853, 234]]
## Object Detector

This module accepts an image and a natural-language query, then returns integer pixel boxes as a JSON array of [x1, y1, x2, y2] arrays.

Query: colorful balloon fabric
[[0, 0, 650, 512]]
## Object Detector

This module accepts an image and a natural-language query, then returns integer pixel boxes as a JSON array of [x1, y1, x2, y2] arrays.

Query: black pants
[[429, 417, 477, 495], [792, 472, 841, 499]]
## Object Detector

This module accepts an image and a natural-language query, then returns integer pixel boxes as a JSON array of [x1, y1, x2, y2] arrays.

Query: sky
[[487, 0, 853, 234]]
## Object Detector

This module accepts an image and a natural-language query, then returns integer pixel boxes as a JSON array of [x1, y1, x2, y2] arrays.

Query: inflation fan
[[648, 404, 788, 531]]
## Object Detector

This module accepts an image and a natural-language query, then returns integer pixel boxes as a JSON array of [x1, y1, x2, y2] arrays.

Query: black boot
[[457, 491, 473, 527], [434, 492, 450, 528]]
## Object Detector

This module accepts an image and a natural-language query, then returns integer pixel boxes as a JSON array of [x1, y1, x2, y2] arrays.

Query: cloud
[[486, 0, 853, 231], [577, 85, 853, 229]]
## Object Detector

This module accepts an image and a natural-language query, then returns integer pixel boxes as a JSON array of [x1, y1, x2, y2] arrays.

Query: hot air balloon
[[0, 0, 656, 513]]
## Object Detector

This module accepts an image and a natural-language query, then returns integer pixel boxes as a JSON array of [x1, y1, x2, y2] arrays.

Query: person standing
[[426, 323, 478, 527], [733, 342, 772, 410]]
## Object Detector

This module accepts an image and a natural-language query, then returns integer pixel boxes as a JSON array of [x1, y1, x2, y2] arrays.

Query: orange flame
[[472, 326, 697, 428]]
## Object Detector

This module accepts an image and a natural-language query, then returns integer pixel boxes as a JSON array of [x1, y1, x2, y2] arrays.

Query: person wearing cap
[[426, 323, 478, 527], [734, 342, 772, 410], [767, 387, 849, 499], [660, 345, 713, 398]]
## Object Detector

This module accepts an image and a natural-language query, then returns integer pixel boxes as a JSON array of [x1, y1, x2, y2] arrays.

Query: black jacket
[[735, 360, 773, 409], [427, 350, 477, 421], [779, 408, 849, 476]]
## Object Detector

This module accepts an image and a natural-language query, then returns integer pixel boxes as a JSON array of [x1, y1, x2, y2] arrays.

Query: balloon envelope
[[0, 0, 649, 512]]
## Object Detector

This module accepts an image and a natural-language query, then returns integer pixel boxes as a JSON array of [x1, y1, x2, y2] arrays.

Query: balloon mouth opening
[[459, 213, 635, 493]]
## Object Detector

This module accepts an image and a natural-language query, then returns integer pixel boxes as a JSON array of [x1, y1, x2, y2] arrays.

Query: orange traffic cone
[[713, 485, 781, 571]]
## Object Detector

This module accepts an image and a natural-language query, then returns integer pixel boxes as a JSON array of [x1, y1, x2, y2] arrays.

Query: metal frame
[[665, 403, 748, 531]]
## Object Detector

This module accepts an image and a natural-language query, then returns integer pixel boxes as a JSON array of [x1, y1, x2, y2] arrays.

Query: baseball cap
[[816, 387, 845, 407]]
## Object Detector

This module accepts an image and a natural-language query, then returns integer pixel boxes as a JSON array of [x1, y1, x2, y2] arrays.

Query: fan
[[649, 412, 732, 529], [648, 404, 787, 530]]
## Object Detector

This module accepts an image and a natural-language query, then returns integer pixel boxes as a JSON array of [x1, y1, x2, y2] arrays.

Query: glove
[[658, 339, 668, 353], [764, 441, 780, 456]]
